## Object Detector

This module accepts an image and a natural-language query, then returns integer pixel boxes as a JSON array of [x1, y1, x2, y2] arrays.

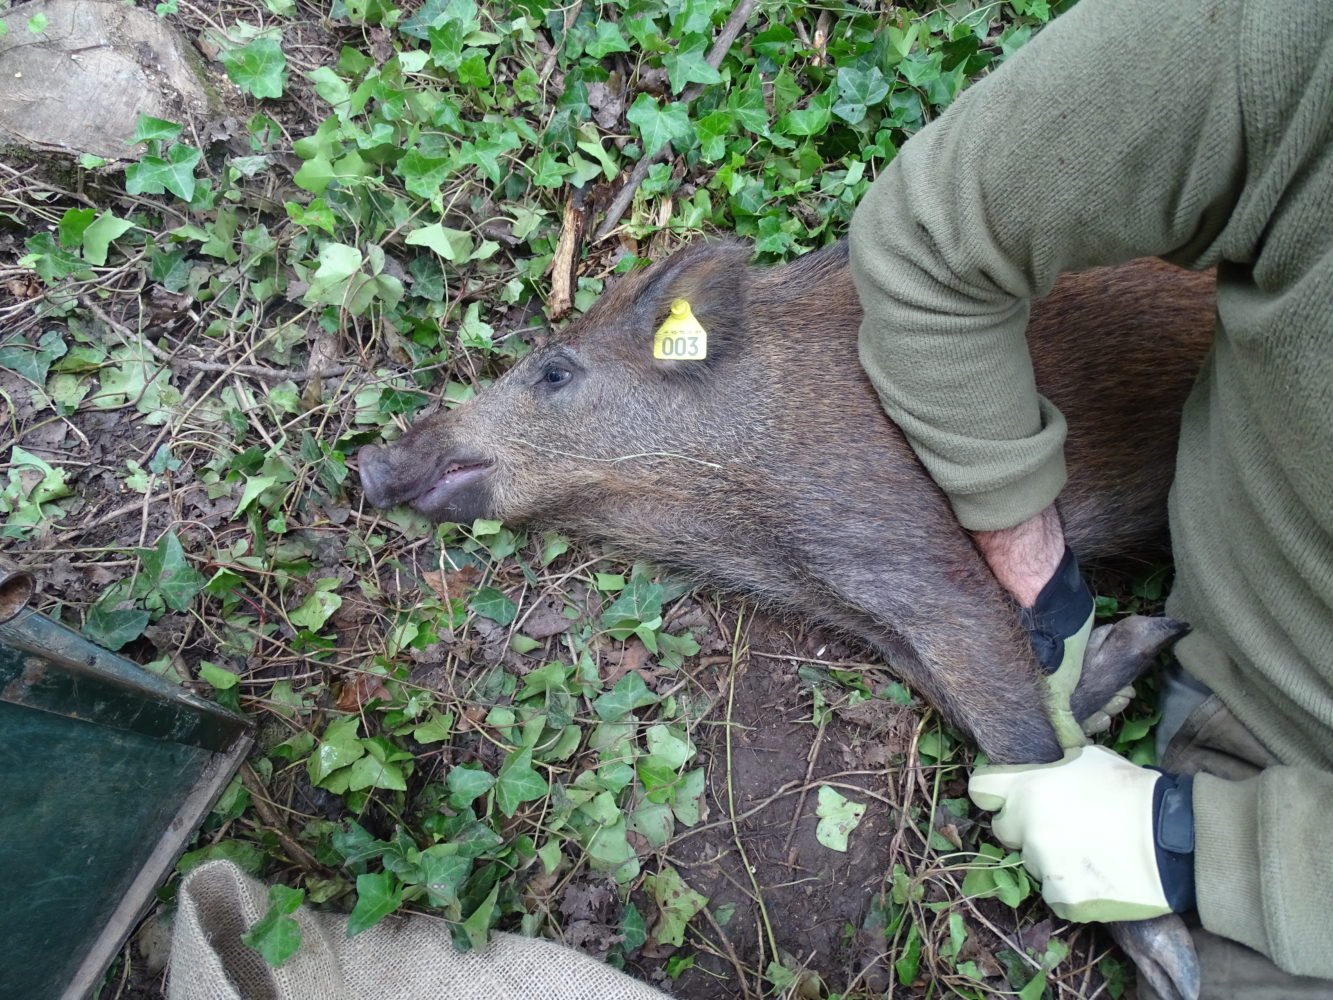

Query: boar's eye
[[539, 363, 573, 388]]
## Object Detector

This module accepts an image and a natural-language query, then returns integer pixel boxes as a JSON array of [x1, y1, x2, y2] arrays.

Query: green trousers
[[1141, 667, 1333, 999]]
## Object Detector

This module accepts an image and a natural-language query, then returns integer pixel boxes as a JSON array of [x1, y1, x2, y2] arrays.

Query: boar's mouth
[[358, 443, 495, 523], [407, 457, 494, 519]]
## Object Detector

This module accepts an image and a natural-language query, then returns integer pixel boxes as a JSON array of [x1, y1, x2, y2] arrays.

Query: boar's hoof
[[357, 444, 494, 523], [1109, 915, 1201, 1000], [1071, 615, 1190, 726]]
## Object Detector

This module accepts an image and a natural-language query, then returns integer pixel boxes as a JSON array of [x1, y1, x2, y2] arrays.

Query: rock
[[0, 0, 213, 159]]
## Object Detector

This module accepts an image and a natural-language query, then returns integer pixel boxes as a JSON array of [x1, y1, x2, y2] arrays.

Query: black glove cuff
[[1152, 772, 1197, 913], [1019, 546, 1095, 674]]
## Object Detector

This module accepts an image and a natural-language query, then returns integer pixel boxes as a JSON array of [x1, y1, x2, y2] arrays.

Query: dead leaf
[[588, 78, 625, 131], [560, 880, 617, 922], [6, 274, 40, 300], [140, 286, 194, 328], [335, 672, 390, 711], [421, 563, 481, 601], [368, 26, 393, 65], [301, 334, 342, 409], [457, 704, 487, 732], [330, 599, 374, 629], [601, 638, 655, 687], [1020, 917, 1055, 957], [520, 596, 574, 639]]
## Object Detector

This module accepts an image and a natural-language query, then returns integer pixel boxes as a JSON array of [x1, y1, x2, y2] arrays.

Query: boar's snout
[[357, 442, 495, 524], [356, 444, 401, 508]]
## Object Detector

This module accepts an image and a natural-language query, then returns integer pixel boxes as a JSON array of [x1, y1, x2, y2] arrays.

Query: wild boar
[[359, 241, 1214, 766]]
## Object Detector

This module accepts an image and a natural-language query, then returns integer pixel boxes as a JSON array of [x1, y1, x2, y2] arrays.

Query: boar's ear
[[632, 240, 752, 368]]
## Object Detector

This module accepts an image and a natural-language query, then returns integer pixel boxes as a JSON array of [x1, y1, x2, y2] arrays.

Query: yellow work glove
[[1020, 547, 1096, 747], [969, 745, 1197, 923]]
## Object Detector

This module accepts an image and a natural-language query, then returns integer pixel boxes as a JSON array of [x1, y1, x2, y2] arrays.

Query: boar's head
[[358, 240, 783, 532]]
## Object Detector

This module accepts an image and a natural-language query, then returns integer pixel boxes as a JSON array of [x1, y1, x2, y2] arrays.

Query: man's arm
[[849, 0, 1245, 534], [1196, 769, 1333, 977], [972, 504, 1063, 608]]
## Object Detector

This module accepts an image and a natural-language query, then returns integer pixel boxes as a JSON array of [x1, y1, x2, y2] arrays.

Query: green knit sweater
[[849, 0, 1333, 978]]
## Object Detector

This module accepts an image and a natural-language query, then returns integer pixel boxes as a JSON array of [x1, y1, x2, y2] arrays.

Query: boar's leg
[[819, 595, 1066, 765]]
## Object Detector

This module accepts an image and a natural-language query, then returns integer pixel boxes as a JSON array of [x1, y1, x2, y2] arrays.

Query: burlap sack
[[169, 861, 673, 1000]]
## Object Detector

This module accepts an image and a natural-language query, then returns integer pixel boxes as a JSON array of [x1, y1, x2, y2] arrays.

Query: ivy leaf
[[461, 882, 499, 950], [600, 577, 664, 640], [307, 66, 350, 108], [833, 66, 890, 125], [413, 711, 453, 744], [457, 303, 494, 350], [494, 747, 548, 817], [131, 116, 183, 145], [221, 35, 287, 99], [781, 90, 835, 137], [446, 764, 495, 809], [621, 901, 647, 951], [345, 754, 407, 792], [670, 0, 714, 36], [140, 531, 206, 611], [396, 151, 453, 201], [231, 474, 275, 516], [308, 715, 365, 786], [585, 21, 630, 58], [815, 786, 866, 852], [293, 155, 336, 195], [695, 111, 732, 163], [178, 840, 264, 875], [21, 233, 93, 284], [404, 222, 474, 262], [470, 587, 516, 626], [57, 208, 97, 249], [302, 243, 363, 306], [626, 94, 694, 157], [0, 329, 66, 385], [289, 579, 342, 631], [529, 149, 572, 189], [895, 923, 923, 985], [81, 212, 135, 266], [644, 865, 708, 947], [241, 885, 305, 967], [198, 662, 239, 690], [2, 445, 72, 539], [663, 34, 721, 94], [672, 768, 706, 826], [457, 51, 490, 87], [418, 847, 471, 908], [346, 872, 403, 936], [83, 600, 150, 651], [645, 725, 694, 769], [592, 673, 659, 721], [125, 144, 202, 201]]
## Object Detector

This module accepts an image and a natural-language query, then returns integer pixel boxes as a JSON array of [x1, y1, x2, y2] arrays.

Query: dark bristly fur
[[360, 241, 1215, 765]]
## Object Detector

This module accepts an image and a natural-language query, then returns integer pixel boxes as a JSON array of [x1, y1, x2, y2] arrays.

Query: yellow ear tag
[[653, 299, 708, 361]]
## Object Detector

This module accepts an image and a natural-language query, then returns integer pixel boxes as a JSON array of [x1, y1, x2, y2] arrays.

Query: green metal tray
[[0, 567, 252, 999]]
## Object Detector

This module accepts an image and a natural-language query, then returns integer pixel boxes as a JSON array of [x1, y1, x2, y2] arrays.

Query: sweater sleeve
[[848, 0, 1245, 531], [1194, 769, 1333, 978]]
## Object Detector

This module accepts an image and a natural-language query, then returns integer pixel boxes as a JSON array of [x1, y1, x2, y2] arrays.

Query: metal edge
[[61, 730, 256, 1000], [0, 608, 250, 739], [0, 564, 34, 625]]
